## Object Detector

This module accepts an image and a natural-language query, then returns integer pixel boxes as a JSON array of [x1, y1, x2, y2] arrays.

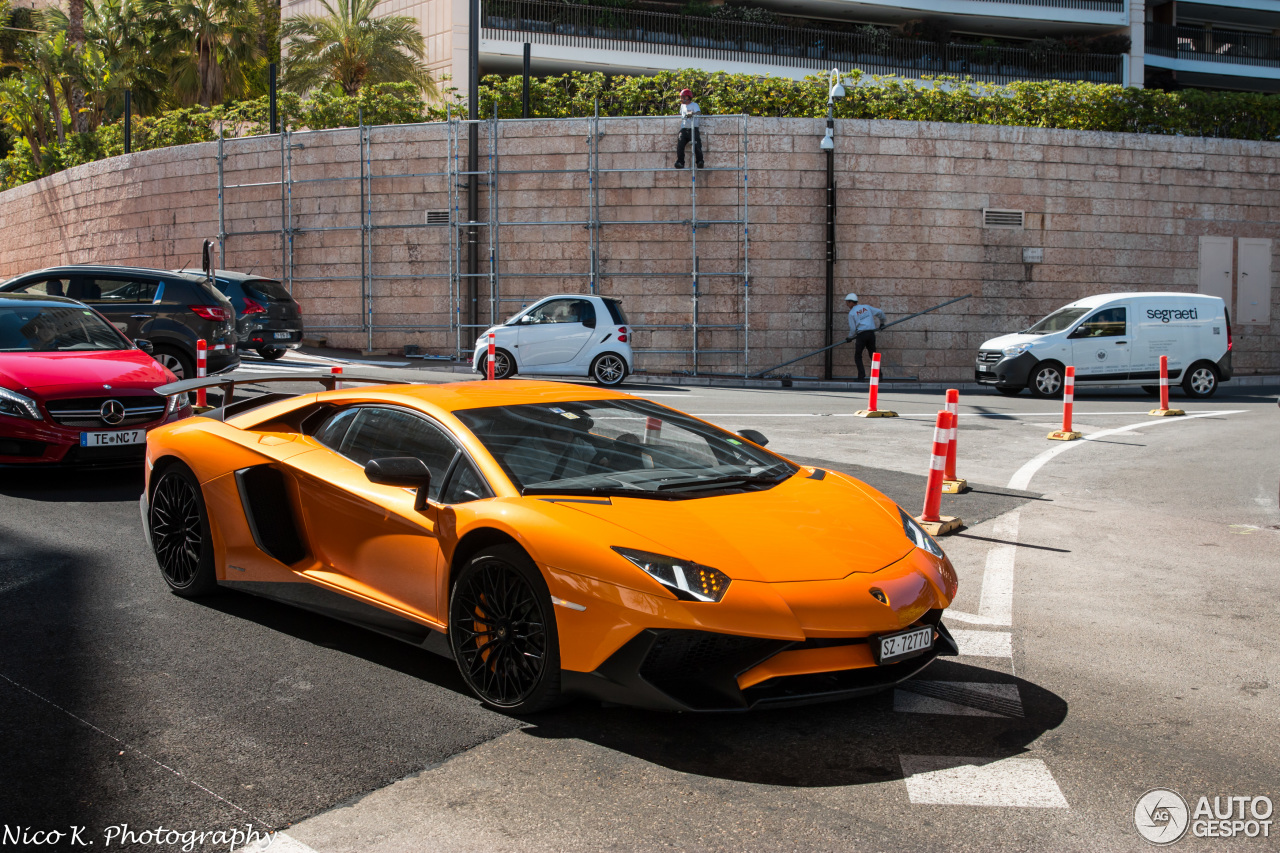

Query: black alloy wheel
[[482, 349, 516, 380], [449, 545, 561, 713], [150, 465, 217, 597]]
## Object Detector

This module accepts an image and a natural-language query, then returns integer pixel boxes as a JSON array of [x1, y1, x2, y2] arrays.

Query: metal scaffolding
[[216, 113, 752, 375]]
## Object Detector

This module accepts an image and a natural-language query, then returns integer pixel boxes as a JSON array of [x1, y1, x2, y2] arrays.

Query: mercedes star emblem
[[100, 399, 126, 426]]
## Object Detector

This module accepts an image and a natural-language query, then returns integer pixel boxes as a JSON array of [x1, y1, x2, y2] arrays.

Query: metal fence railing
[[1146, 23, 1280, 70], [483, 0, 1124, 85]]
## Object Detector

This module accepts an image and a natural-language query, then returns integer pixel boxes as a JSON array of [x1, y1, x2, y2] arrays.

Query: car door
[[70, 275, 161, 341], [285, 405, 463, 625], [2, 275, 74, 299], [514, 297, 597, 370], [1069, 305, 1131, 381]]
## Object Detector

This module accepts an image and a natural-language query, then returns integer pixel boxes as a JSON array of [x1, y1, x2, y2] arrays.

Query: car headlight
[[0, 387, 42, 420], [900, 508, 944, 558], [1001, 342, 1034, 357], [612, 546, 731, 603]]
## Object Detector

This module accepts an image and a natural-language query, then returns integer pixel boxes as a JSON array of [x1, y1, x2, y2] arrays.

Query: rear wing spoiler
[[155, 371, 415, 419]]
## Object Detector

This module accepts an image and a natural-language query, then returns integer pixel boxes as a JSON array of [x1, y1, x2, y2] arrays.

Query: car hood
[[0, 350, 174, 395], [980, 332, 1044, 351], [556, 471, 913, 582]]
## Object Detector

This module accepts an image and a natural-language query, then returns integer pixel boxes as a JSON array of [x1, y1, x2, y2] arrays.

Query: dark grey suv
[[203, 270, 304, 361], [0, 265, 239, 379]]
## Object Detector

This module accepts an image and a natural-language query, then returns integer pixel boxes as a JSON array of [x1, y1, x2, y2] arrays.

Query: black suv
[[202, 270, 305, 361], [0, 265, 239, 379]]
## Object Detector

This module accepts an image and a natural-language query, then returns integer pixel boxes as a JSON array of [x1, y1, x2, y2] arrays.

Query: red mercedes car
[[0, 293, 191, 466]]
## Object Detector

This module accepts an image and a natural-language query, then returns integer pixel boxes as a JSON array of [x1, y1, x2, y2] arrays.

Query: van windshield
[[1024, 307, 1089, 335]]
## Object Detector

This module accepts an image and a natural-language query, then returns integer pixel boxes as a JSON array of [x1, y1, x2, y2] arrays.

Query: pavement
[[1, 348, 1277, 852]]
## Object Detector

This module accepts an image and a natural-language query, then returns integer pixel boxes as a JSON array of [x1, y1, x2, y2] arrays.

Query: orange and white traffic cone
[[854, 353, 897, 417], [486, 331, 497, 380], [1149, 355, 1185, 417], [917, 410, 962, 536], [195, 339, 208, 409], [941, 388, 967, 493], [1047, 366, 1083, 440]]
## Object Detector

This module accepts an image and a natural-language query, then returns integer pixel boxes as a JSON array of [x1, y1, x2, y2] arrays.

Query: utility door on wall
[[1236, 238, 1273, 326], [1198, 236, 1233, 305]]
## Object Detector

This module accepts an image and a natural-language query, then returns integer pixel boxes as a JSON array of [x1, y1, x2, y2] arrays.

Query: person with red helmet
[[674, 88, 704, 170]]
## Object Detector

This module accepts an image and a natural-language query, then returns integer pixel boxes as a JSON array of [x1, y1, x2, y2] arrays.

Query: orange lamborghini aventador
[[141, 374, 959, 713]]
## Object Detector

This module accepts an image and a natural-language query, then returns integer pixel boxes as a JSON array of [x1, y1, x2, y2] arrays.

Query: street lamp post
[[821, 70, 844, 381]]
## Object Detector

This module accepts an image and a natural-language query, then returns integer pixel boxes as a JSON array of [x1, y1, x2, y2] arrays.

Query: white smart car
[[472, 294, 634, 386]]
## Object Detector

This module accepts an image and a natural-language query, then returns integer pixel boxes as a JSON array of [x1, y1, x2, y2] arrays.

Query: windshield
[[454, 399, 796, 498], [1024, 307, 1089, 335], [244, 278, 292, 302], [0, 304, 130, 352]]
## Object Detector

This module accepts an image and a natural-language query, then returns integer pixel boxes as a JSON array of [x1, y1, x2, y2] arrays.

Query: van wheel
[[1182, 362, 1218, 398], [1028, 362, 1064, 399]]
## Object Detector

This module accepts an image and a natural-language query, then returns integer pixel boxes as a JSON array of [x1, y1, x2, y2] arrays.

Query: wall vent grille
[[426, 210, 450, 225], [983, 208, 1025, 228]]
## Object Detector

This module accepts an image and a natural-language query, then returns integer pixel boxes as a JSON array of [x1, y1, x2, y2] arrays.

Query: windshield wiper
[[655, 472, 790, 492], [522, 486, 682, 500]]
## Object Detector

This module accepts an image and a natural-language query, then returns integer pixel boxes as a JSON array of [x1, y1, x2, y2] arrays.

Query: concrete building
[[281, 0, 1280, 97]]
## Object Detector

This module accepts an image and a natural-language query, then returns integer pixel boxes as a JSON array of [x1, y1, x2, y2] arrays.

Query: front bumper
[[975, 350, 1037, 389], [562, 616, 960, 712], [0, 407, 191, 467]]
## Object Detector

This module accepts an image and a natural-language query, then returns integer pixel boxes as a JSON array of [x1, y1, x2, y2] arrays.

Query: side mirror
[[737, 429, 769, 447], [365, 457, 432, 511], [135, 338, 154, 354]]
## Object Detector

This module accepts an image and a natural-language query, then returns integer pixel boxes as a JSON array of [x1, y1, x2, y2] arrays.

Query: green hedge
[[478, 70, 1280, 140], [5, 71, 1279, 191]]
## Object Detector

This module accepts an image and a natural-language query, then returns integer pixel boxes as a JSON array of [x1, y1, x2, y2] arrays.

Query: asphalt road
[[1, 364, 1277, 852]]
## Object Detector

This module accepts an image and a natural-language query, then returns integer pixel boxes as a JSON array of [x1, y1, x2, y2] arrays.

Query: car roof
[[327, 380, 630, 413], [2, 264, 209, 285], [1066, 292, 1224, 309], [187, 269, 281, 283], [0, 293, 86, 308]]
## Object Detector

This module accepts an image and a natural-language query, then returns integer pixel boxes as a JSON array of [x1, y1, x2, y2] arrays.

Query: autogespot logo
[[1136, 789, 1190, 845]]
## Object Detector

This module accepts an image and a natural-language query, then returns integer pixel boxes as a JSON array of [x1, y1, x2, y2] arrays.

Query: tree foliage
[[281, 0, 435, 97]]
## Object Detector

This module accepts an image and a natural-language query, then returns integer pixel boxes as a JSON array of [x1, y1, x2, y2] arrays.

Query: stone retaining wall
[[2, 117, 1276, 381]]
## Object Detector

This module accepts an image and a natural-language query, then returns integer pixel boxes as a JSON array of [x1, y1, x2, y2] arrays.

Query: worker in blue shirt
[[845, 293, 886, 381]]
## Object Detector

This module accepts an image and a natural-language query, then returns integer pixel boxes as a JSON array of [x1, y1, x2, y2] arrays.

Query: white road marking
[[1008, 410, 1246, 491], [899, 755, 1069, 808], [894, 682, 1023, 717], [948, 630, 1012, 658], [680, 409, 1238, 418], [947, 511, 1019, 626]]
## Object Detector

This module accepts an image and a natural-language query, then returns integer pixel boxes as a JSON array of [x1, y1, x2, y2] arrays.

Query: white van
[[975, 292, 1233, 398]]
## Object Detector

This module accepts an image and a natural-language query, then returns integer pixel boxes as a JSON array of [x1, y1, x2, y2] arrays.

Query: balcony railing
[[944, 0, 1124, 10], [483, 1, 1124, 85], [1146, 23, 1280, 69]]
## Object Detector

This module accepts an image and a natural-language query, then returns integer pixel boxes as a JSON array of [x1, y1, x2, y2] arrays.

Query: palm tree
[[141, 0, 261, 107], [281, 0, 435, 97]]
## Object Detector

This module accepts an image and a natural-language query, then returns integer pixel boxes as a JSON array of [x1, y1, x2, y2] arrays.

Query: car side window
[[76, 277, 160, 304], [9, 277, 72, 297], [526, 298, 592, 326], [336, 407, 460, 502], [1072, 307, 1126, 338], [313, 408, 360, 450], [441, 459, 491, 504]]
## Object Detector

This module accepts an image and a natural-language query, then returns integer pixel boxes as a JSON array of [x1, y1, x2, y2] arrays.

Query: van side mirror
[[365, 457, 432, 511], [737, 429, 769, 447]]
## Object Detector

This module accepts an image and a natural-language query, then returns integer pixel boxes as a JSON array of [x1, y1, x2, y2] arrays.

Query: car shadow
[[521, 659, 1068, 788], [0, 466, 143, 502]]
